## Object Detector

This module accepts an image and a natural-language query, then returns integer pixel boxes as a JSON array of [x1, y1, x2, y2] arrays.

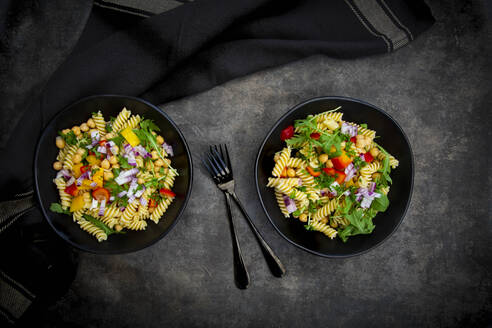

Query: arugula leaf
[[298, 186, 307, 192], [338, 209, 375, 242], [289, 191, 296, 199], [285, 135, 308, 148], [371, 194, 389, 212], [83, 214, 125, 235], [132, 129, 148, 145], [50, 203, 71, 215], [140, 119, 160, 132], [105, 122, 112, 133], [58, 130, 78, 145], [360, 123, 368, 128], [292, 209, 302, 217]]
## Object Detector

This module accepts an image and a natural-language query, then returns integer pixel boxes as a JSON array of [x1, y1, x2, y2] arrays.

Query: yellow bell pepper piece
[[78, 179, 93, 190], [72, 163, 83, 178], [92, 168, 104, 188], [121, 127, 140, 147], [86, 155, 101, 166], [70, 195, 85, 212]]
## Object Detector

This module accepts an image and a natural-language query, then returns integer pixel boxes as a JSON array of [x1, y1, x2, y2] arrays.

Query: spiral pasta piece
[[287, 158, 306, 168], [162, 168, 176, 189], [332, 217, 350, 228], [296, 169, 315, 187], [120, 200, 139, 227], [290, 189, 307, 201], [122, 114, 141, 130], [313, 199, 338, 221], [112, 107, 131, 133], [305, 186, 320, 201], [54, 177, 72, 210], [309, 220, 338, 239], [358, 161, 381, 188], [126, 219, 147, 231], [137, 171, 153, 183], [135, 156, 144, 168], [272, 147, 290, 177], [72, 210, 83, 223], [92, 111, 106, 134], [275, 191, 290, 218], [62, 145, 78, 171], [150, 197, 173, 224], [77, 217, 107, 242], [267, 178, 300, 188], [357, 126, 376, 139]]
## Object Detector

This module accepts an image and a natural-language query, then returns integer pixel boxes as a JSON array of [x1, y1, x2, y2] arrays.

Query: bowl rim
[[254, 95, 414, 258], [34, 94, 194, 254]]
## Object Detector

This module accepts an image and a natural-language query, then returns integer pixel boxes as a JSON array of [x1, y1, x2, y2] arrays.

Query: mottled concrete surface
[[43, 1, 491, 327]]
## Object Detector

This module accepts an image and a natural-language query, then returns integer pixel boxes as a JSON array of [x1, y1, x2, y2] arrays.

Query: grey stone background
[[44, 1, 491, 327]]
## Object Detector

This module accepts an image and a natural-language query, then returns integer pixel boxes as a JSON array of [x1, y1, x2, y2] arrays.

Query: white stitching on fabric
[[380, 0, 414, 40]]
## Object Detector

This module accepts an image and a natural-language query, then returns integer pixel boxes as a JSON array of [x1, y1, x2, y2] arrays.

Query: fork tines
[[202, 144, 233, 183]]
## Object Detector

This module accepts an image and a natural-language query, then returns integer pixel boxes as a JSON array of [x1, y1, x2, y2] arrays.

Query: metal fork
[[203, 144, 285, 288]]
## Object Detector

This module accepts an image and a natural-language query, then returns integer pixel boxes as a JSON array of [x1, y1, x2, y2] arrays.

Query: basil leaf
[[50, 202, 71, 215], [371, 194, 389, 212]]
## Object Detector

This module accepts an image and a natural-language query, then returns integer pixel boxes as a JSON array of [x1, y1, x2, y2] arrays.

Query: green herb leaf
[[140, 119, 160, 132], [58, 130, 78, 145], [371, 194, 389, 212], [83, 214, 125, 235], [338, 209, 375, 242], [304, 224, 316, 231], [49, 202, 71, 215], [118, 155, 133, 169], [110, 134, 125, 147]]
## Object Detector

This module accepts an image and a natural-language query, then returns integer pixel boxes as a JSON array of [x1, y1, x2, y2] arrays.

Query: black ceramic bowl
[[34, 95, 193, 254], [255, 96, 413, 258]]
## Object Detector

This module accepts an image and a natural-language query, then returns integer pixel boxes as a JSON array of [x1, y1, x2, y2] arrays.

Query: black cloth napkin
[[0, 0, 434, 325]]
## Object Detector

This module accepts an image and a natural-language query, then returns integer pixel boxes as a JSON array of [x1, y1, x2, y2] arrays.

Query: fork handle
[[230, 192, 286, 278], [224, 192, 250, 289]]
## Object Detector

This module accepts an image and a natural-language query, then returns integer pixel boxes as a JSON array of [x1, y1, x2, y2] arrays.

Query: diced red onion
[[329, 182, 339, 197], [109, 196, 115, 201], [282, 195, 297, 214], [107, 141, 115, 147], [360, 197, 373, 209], [127, 179, 138, 198], [120, 207, 126, 212], [343, 190, 351, 196], [162, 143, 174, 157], [126, 153, 137, 166], [117, 191, 127, 198], [369, 182, 376, 195], [115, 168, 139, 185], [134, 145, 149, 158], [134, 186, 146, 198], [128, 196, 135, 204], [90, 130, 100, 142], [66, 177, 75, 186], [298, 179, 303, 186], [97, 145, 107, 154], [90, 182, 98, 188], [341, 122, 358, 137], [98, 199, 106, 216], [320, 189, 328, 196], [140, 197, 148, 206], [344, 163, 357, 182], [56, 169, 72, 180], [90, 198, 98, 210]]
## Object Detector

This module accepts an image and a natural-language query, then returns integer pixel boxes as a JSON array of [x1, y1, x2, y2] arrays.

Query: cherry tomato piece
[[92, 187, 110, 202], [280, 125, 294, 141]]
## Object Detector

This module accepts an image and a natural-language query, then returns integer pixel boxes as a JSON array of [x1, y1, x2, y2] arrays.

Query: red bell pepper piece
[[149, 199, 157, 208], [80, 165, 91, 174], [350, 136, 357, 143], [64, 183, 79, 196], [306, 166, 321, 177], [322, 167, 336, 176], [159, 188, 176, 198], [310, 132, 320, 140], [334, 171, 346, 184], [331, 152, 352, 170], [280, 125, 294, 141], [364, 153, 374, 162]]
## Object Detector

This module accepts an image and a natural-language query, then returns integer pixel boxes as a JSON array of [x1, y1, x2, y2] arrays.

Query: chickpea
[[299, 213, 308, 222], [105, 132, 114, 140], [330, 220, 338, 228], [72, 154, 82, 164], [162, 168, 169, 174], [325, 159, 334, 168], [53, 161, 62, 170], [55, 136, 65, 149], [87, 118, 96, 128], [320, 217, 328, 224], [372, 172, 382, 180], [137, 178, 145, 185], [151, 150, 158, 160], [72, 126, 81, 136], [318, 154, 328, 163], [101, 159, 110, 169], [111, 145, 119, 155], [148, 207, 154, 214], [154, 159, 164, 167], [274, 154, 280, 162], [146, 162, 153, 171], [324, 119, 339, 130], [287, 168, 296, 178], [62, 128, 71, 135], [156, 135, 164, 144], [112, 163, 120, 169], [109, 156, 118, 165], [114, 224, 123, 232], [80, 123, 89, 132], [356, 135, 369, 149], [369, 147, 380, 157], [76, 148, 85, 156], [103, 171, 114, 181]]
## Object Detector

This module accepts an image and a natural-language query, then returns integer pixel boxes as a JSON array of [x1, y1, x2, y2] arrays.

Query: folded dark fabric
[[0, 0, 434, 196]]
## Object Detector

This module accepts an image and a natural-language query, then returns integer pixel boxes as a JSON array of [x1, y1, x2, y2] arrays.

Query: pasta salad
[[50, 107, 178, 242], [268, 107, 399, 242]]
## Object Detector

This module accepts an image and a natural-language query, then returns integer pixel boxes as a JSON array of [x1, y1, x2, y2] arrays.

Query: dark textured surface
[[43, 1, 491, 327]]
